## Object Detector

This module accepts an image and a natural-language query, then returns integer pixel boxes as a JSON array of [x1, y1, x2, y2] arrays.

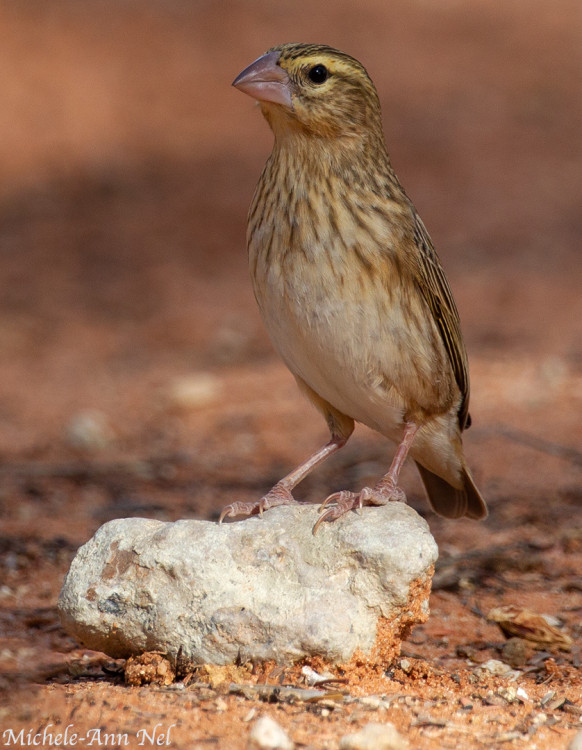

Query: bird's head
[[233, 43, 384, 142]]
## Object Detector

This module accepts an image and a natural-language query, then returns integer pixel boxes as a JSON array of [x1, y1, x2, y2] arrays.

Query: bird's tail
[[415, 462, 487, 520]]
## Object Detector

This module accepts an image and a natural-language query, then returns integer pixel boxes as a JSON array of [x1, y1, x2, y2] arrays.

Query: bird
[[220, 43, 487, 532]]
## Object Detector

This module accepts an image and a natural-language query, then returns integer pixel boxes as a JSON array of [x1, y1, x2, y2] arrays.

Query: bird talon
[[312, 508, 335, 535], [218, 502, 250, 524], [317, 495, 335, 513], [217, 486, 297, 524], [218, 506, 232, 524]]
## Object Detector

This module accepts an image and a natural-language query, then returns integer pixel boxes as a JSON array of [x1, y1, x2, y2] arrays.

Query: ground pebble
[[339, 722, 409, 750], [247, 716, 294, 750], [165, 373, 221, 410], [65, 410, 114, 451], [477, 659, 514, 677]]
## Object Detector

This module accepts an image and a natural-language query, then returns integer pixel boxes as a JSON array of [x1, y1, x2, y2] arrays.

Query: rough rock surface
[[58, 504, 438, 665]]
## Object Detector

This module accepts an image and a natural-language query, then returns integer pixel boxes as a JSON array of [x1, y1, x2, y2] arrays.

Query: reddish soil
[[0, 2, 581, 748]]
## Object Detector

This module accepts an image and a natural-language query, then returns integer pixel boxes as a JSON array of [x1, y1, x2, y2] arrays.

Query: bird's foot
[[218, 483, 297, 523], [313, 479, 406, 534]]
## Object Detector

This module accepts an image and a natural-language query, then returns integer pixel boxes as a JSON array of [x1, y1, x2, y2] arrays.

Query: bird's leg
[[314, 422, 420, 533], [218, 435, 348, 523], [367, 420, 419, 500]]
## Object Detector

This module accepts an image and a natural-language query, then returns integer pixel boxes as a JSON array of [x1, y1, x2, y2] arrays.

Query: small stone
[[301, 665, 335, 686], [58, 504, 437, 665], [497, 686, 517, 703], [65, 410, 114, 452], [540, 690, 556, 707], [359, 696, 382, 710], [546, 695, 566, 711], [482, 690, 508, 707], [399, 658, 412, 673], [124, 652, 174, 686], [477, 659, 514, 677], [248, 716, 294, 750], [339, 722, 408, 750], [502, 637, 534, 667], [456, 644, 476, 660], [562, 701, 582, 717], [165, 373, 221, 410]]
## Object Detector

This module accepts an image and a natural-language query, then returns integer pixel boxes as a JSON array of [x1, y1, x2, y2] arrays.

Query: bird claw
[[312, 482, 406, 534], [360, 479, 407, 506], [218, 484, 296, 524], [218, 501, 257, 524], [313, 491, 360, 534]]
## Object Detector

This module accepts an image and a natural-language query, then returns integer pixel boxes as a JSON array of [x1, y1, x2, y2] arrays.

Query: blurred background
[[0, 0, 581, 540]]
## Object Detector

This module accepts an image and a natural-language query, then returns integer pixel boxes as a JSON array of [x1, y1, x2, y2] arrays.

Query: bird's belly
[[256, 271, 407, 441]]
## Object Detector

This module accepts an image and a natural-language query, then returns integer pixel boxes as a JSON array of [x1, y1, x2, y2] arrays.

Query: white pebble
[[165, 373, 220, 410], [301, 665, 334, 685], [497, 686, 517, 703], [248, 716, 294, 750], [65, 410, 114, 451], [478, 659, 513, 676], [339, 722, 408, 750]]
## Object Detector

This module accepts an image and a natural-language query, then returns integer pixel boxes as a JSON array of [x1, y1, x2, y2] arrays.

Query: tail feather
[[415, 462, 487, 520]]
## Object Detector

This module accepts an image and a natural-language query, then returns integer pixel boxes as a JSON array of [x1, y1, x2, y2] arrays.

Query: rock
[[58, 504, 437, 665], [339, 722, 408, 750], [476, 659, 515, 677], [124, 651, 175, 686], [248, 716, 294, 750], [65, 410, 114, 452], [164, 373, 221, 410], [501, 637, 534, 667]]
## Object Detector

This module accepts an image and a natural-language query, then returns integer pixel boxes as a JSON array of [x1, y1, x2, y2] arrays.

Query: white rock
[[165, 373, 221, 410], [477, 659, 513, 677], [248, 716, 293, 750], [301, 665, 334, 686], [65, 410, 114, 451], [339, 722, 408, 750], [58, 503, 437, 665]]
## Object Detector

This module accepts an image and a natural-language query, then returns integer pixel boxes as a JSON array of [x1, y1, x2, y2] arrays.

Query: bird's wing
[[411, 214, 471, 429]]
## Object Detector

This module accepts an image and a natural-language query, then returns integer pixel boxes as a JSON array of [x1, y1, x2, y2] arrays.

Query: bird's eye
[[308, 64, 329, 84]]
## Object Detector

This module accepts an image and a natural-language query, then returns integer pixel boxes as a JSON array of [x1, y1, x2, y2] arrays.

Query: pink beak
[[232, 51, 292, 108]]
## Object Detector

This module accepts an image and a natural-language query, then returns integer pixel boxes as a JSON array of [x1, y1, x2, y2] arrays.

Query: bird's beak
[[232, 51, 292, 108]]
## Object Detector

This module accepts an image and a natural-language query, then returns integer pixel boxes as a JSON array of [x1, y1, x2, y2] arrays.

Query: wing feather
[[411, 214, 471, 429]]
